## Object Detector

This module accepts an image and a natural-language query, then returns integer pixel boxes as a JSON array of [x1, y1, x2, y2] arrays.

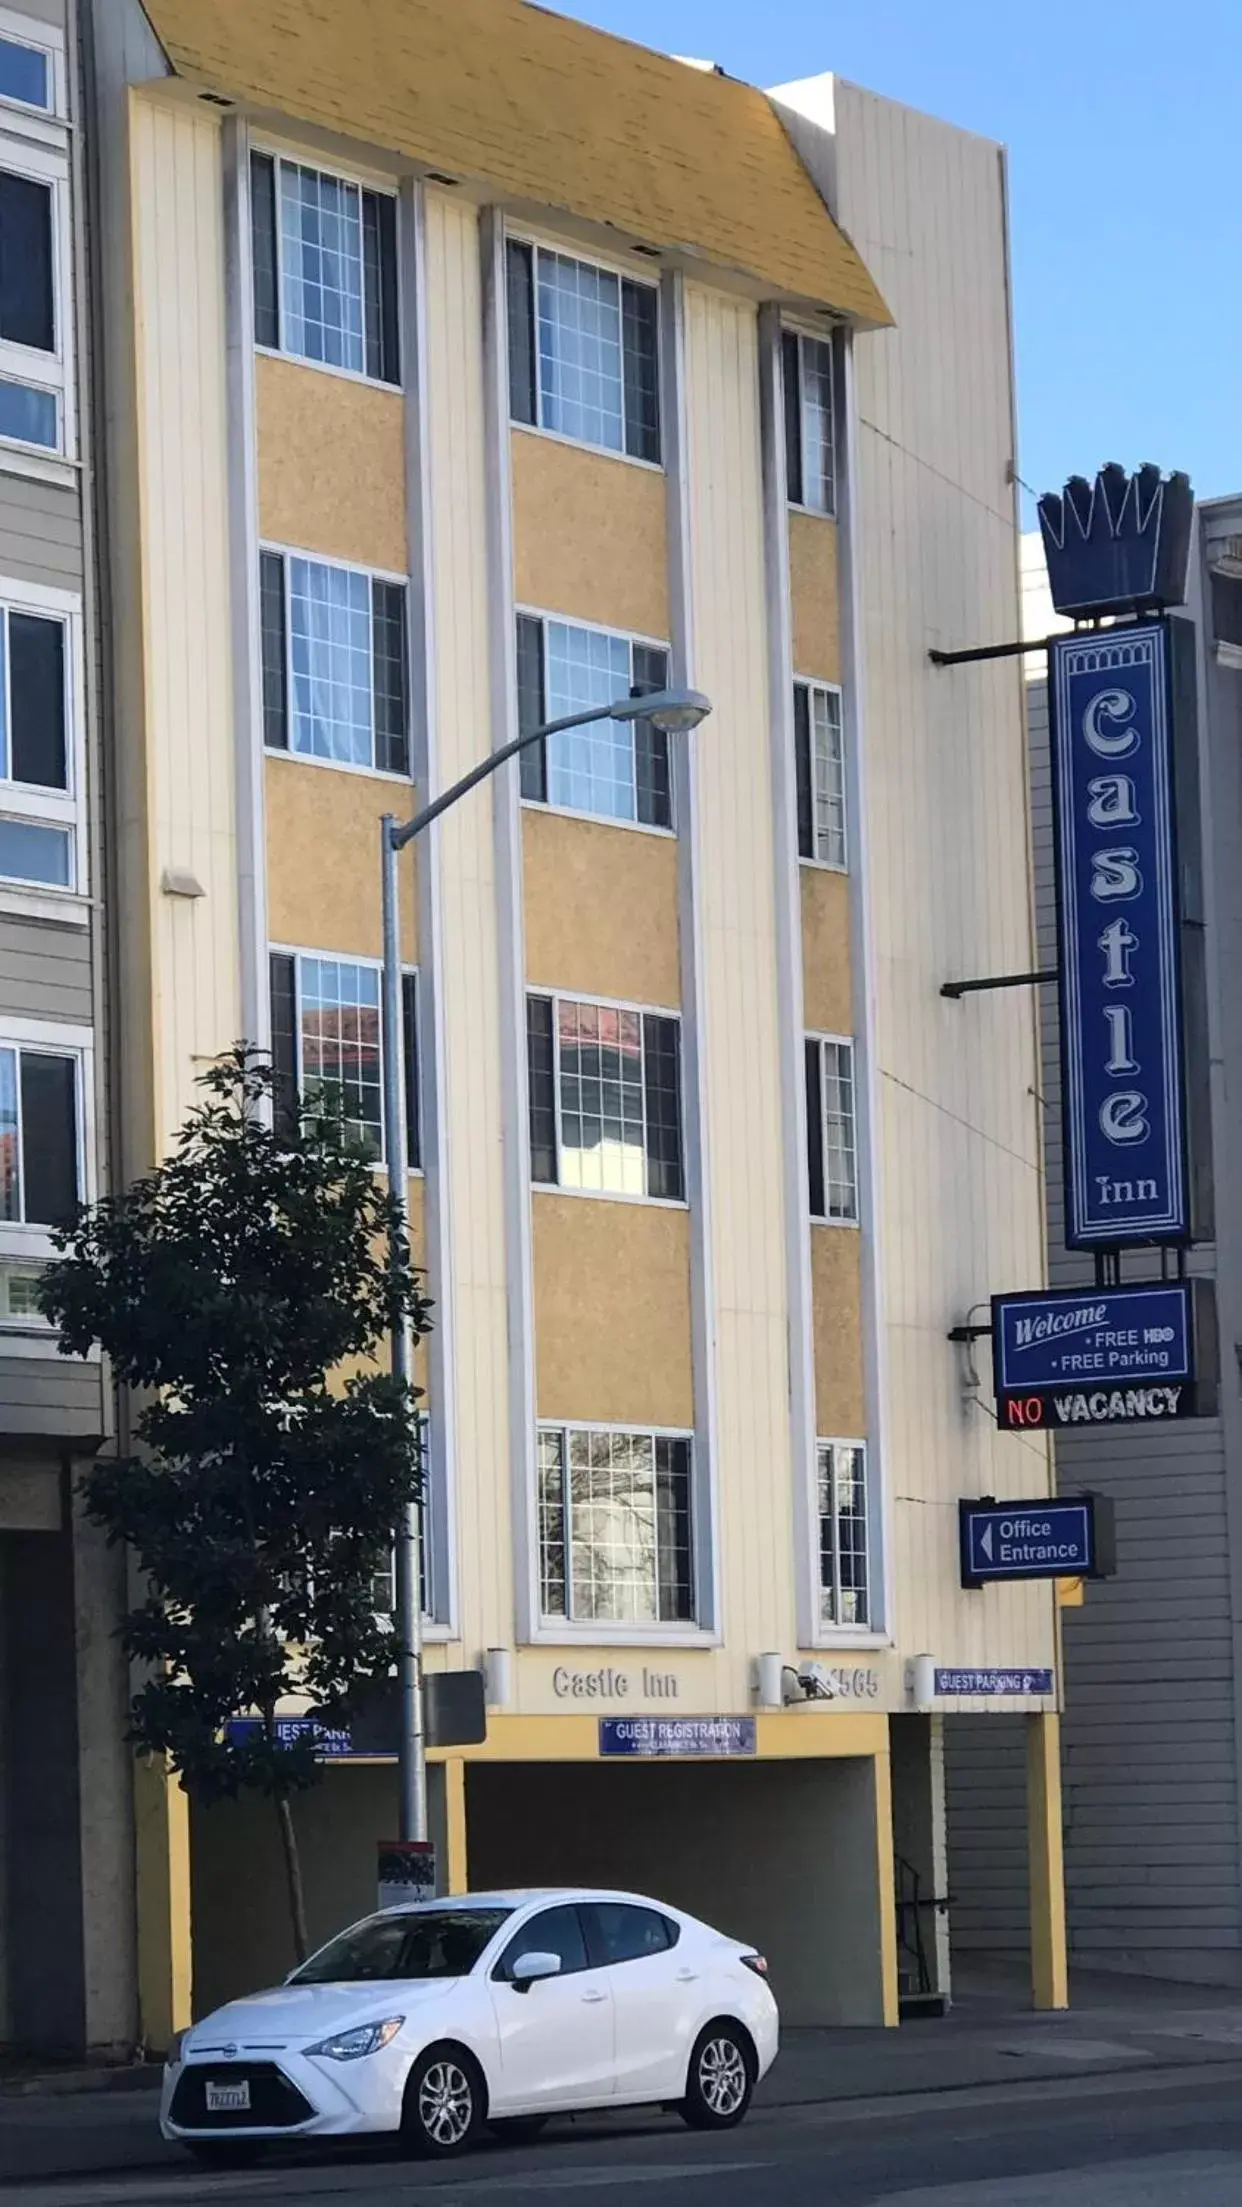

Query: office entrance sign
[[958, 1495, 1115, 1589]]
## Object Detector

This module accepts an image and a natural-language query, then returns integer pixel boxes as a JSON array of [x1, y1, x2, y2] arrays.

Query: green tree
[[38, 1046, 429, 1962]]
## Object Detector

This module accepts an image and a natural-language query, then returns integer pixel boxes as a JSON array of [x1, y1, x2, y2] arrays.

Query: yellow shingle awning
[[138, 0, 891, 326]]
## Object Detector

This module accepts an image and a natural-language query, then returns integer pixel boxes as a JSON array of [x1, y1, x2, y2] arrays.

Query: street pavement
[[8, 1966, 1242, 2204]]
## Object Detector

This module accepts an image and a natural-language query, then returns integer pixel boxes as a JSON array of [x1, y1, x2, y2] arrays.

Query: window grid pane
[[0, 819, 69, 885], [810, 686, 846, 866], [371, 580, 409, 777], [288, 556, 373, 766], [538, 1428, 567, 1616], [821, 1039, 858, 1222], [537, 250, 624, 454], [568, 1428, 657, 1624], [655, 1437, 694, 1622], [0, 37, 49, 110], [544, 620, 635, 823], [799, 335, 835, 514], [818, 1442, 869, 1627], [557, 999, 645, 1195], [279, 162, 364, 374], [620, 279, 659, 462], [299, 955, 382, 1156], [0, 377, 56, 450], [642, 1013, 683, 1202]]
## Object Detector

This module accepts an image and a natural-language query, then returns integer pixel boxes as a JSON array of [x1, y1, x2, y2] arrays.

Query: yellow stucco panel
[[790, 512, 840, 685], [533, 1193, 693, 1429], [811, 1224, 865, 1436], [139, 0, 890, 323], [512, 429, 669, 642], [265, 755, 418, 962], [523, 808, 680, 1009], [256, 353, 407, 576], [801, 865, 852, 1034]]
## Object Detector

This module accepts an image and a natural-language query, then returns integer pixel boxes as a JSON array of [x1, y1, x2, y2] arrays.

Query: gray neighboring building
[[0, 0, 134, 2055], [946, 517, 1242, 1992]]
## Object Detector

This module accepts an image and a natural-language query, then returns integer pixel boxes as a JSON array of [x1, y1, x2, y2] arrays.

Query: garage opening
[[465, 1756, 889, 2027]]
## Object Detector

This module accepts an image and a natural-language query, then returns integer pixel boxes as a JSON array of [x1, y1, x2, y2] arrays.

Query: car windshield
[[291, 1908, 513, 1985]]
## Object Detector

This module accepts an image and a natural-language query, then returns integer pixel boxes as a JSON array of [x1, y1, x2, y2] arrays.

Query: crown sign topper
[[1038, 462, 1193, 619]]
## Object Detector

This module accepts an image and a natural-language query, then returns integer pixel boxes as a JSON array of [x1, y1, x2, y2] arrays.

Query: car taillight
[[741, 1952, 769, 1977]]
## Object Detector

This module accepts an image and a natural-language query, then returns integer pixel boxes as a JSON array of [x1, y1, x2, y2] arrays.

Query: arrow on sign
[[980, 1524, 994, 1562]]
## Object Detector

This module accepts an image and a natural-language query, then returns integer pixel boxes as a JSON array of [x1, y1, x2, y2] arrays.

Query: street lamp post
[[380, 685, 711, 1849]]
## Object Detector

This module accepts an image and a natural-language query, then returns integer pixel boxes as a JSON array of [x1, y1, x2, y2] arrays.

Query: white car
[[161, 1886, 778, 2166]]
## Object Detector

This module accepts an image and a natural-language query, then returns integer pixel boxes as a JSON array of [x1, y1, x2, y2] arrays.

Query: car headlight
[[305, 2017, 405, 2061]]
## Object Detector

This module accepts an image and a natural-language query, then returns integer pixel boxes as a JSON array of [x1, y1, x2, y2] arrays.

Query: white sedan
[[162, 1887, 777, 2166]]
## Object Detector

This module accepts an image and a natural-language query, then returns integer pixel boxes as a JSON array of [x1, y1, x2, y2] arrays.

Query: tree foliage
[[38, 1048, 430, 1946]]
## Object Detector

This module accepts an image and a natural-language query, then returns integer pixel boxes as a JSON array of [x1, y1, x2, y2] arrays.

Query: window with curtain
[[527, 993, 683, 1201], [250, 152, 399, 384], [517, 612, 671, 829], [269, 950, 419, 1167], [506, 237, 659, 463], [260, 549, 408, 775]]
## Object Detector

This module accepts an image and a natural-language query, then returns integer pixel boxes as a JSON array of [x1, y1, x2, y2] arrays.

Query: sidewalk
[[5, 1963, 1242, 2186]]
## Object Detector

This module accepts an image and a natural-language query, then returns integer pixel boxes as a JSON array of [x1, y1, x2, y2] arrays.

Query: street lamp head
[[614, 686, 712, 735]]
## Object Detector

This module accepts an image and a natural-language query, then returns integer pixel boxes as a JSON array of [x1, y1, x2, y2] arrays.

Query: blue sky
[[560, 0, 1241, 520]]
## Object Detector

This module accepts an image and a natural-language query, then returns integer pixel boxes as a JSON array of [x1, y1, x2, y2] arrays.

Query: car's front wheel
[[679, 2021, 754, 2130], [401, 2044, 487, 2158]]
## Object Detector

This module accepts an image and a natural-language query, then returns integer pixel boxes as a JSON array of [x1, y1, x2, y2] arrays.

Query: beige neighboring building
[[70, 0, 1059, 2052]]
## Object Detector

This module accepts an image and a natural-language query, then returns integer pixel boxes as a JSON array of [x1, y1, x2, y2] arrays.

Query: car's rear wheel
[[679, 2021, 754, 2130], [401, 2043, 486, 2158], [184, 2140, 268, 2169], [488, 2114, 549, 2144]]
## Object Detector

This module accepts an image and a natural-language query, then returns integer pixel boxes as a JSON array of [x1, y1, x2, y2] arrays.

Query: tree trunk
[[275, 1793, 309, 1963]]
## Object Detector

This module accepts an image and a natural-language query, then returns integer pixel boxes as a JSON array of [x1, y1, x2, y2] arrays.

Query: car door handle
[[580, 1989, 608, 2004]]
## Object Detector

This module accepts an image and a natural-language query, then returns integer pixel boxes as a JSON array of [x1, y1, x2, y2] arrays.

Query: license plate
[[205, 2078, 250, 2114]]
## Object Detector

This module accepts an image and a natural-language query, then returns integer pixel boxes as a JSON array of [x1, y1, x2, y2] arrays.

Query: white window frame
[[261, 539, 411, 782], [252, 138, 402, 395], [272, 942, 421, 1176], [532, 1418, 714, 1647], [507, 224, 662, 474], [795, 676, 847, 872], [0, 575, 86, 921], [0, 43, 75, 479], [784, 321, 837, 520], [811, 1435, 879, 1641], [532, 985, 687, 1210], [0, 1013, 94, 1349], [807, 1029, 859, 1228], [516, 601, 676, 838], [0, 6, 64, 121]]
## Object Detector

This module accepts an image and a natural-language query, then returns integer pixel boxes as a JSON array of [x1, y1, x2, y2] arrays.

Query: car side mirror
[[510, 1950, 561, 1993]]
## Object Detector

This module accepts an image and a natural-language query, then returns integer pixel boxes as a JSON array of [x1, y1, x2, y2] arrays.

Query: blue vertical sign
[[1051, 621, 1188, 1246]]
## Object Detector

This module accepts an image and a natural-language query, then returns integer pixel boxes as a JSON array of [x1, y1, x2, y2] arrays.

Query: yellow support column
[[134, 1758, 193, 2053], [445, 1756, 468, 1893], [1026, 1712, 1068, 2011], [872, 1742, 900, 2028]]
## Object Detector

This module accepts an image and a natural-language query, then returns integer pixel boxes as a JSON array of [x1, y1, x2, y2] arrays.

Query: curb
[[0, 2063, 162, 2100]]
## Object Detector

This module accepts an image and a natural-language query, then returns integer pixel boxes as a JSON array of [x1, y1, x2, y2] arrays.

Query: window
[[294, 1907, 512, 1984], [783, 328, 836, 515], [527, 993, 683, 1201], [250, 152, 399, 384], [0, 30, 48, 113], [260, 549, 409, 774], [269, 950, 419, 1166], [0, 155, 62, 451], [506, 237, 659, 463], [583, 1903, 678, 1965], [370, 1415, 436, 1621], [0, 1021, 87, 1330], [805, 1035, 858, 1223], [0, 590, 72, 889], [794, 681, 846, 868], [517, 613, 671, 829], [495, 1905, 590, 1981], [537, 1424, 695, 1626], [0, 1041, 77, 1227], [818, 1440, 870, 1628]]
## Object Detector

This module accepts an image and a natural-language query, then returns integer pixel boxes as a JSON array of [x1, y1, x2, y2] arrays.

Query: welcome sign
[[1050, 621, 1189, 1246]]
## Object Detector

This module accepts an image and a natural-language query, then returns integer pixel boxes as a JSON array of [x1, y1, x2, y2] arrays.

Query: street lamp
[[380, 685, 712, 1850]]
